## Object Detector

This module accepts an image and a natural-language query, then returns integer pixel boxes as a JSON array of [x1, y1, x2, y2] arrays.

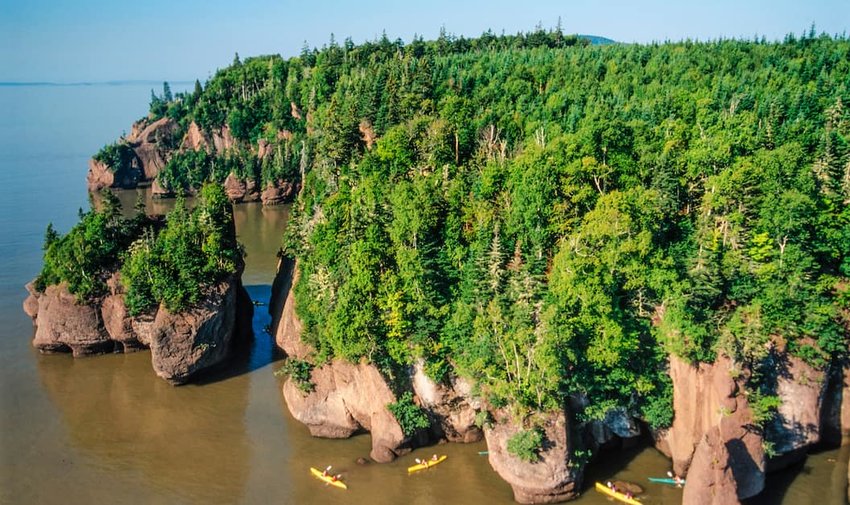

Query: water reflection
[[36, 350, 251, 504]]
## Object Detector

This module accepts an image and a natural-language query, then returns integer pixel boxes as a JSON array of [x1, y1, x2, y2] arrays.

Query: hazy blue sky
[[1, 0, 848, 82]]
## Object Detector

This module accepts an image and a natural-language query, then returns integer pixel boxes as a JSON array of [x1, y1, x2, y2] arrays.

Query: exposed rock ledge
[[23, 271, 251, 384]]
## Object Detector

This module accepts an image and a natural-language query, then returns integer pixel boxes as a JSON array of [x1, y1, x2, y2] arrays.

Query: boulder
[[411, 361, 482, 443], [282, 359, 406, 462], [260, 181, 298, 206], [32, 283, 114, 356], [484, 409, 582, 504], [148, 277, 238, 384]]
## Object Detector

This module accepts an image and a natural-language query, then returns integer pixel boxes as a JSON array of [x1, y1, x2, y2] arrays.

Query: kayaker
[[431, 454, 439, 461], [322, 465, 332, 477], [668, 470, 684, 487]]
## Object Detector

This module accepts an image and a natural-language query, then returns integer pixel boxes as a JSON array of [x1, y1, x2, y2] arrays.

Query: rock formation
[[484, 409, 582, 504], [88, 117, 299, 205], [411, 361, 482, 443], [23, 271, 250, 384], [273, 259, 407, 462], [87, 117, 178, 192], [765, 343, 829, 470], [282, 359, 407, 462], [655, 355, 765, 502]]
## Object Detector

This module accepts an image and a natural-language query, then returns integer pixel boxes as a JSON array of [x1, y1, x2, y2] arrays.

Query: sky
[[1, 0, 848, 83]]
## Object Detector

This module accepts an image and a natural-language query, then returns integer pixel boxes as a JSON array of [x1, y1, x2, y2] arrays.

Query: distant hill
[[579, 34, 617, 45]]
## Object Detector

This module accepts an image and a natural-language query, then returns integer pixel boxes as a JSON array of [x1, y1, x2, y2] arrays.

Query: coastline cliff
[[88, 116, 299, 205]]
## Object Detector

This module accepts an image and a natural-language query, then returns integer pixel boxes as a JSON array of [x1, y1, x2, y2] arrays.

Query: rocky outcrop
[[260, 180, 298, 205], [273, 259, 407, 461], [29, 283, 115, 356], [131, 117, 177, 180], [212, 125, 236, 153], [87, 117, 178, 192], [149, 278, 239, 384], [181, 121, 210, 152], [656, 355, 765, 501], [23, 270, 249, 384], [484, 410, 582, 504], [283, 359, 407, 462], [411, 361, 483, 443], [223, 173, 260, 203]]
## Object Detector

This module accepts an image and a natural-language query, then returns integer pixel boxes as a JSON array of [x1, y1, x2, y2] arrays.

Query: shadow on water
[[193, 283, 285, 386]]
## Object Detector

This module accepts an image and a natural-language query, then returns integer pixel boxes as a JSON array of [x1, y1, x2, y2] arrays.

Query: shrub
[[274, 359, 314, 393], [507, 428, 543, 462], [387, 392, 430, 436]]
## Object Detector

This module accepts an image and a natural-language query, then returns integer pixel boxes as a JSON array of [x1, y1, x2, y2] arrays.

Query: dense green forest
[[37, 184, 241, 315], [104, 28, 849, 443]]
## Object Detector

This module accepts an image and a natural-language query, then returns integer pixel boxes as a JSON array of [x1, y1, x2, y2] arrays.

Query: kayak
[[594, 482, 641, 505], [309, 467, 347, 489], [407, 455, 447, 473], [648, 477, 685, 486]]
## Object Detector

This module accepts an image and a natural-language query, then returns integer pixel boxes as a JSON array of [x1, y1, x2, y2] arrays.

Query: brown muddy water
[[1, 84, 847, 505]]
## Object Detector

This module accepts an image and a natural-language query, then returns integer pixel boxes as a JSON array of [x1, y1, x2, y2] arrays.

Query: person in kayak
[[322, 465, 332, 477], [667, 470, 684, 487]]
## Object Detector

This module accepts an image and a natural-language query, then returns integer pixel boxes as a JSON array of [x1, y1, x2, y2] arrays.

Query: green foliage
[[121, 183, 240, 315], [386, 391, 431, 436], [36, 192, 139, 300], [507, 428, 543, 462], [102, 28, 850, 433], [748, 391, 782, 428], [93, 142, 136, 175], [273, 359, 314, 393]]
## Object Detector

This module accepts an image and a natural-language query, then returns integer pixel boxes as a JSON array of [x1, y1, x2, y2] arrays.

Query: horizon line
[[0, 80, 196, 87]]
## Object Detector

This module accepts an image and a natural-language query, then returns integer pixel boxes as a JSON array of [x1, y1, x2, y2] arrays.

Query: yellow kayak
[[407, 455, 447, 473], [594, 482, 640, 504], [309, 467, 348, 489]]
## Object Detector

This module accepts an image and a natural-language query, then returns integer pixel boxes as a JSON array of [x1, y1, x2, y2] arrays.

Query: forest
[[92, 27, 848, 452]]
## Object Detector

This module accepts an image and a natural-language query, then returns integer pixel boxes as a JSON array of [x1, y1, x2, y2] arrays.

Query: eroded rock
[[149, 278, 238, 384], [282, 359, 406, 462], [31, 283, 113, 356], [411, 361, 483, 443], [484, 409, 582, 504]]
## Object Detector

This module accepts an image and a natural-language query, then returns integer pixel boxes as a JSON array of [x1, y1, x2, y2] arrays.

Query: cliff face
[[23, 272, 250, 385], [87, 117, 177, 192], [87, 118, 299, 205], [484, 409, 582, 504], [655, 355, 765, 502]]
